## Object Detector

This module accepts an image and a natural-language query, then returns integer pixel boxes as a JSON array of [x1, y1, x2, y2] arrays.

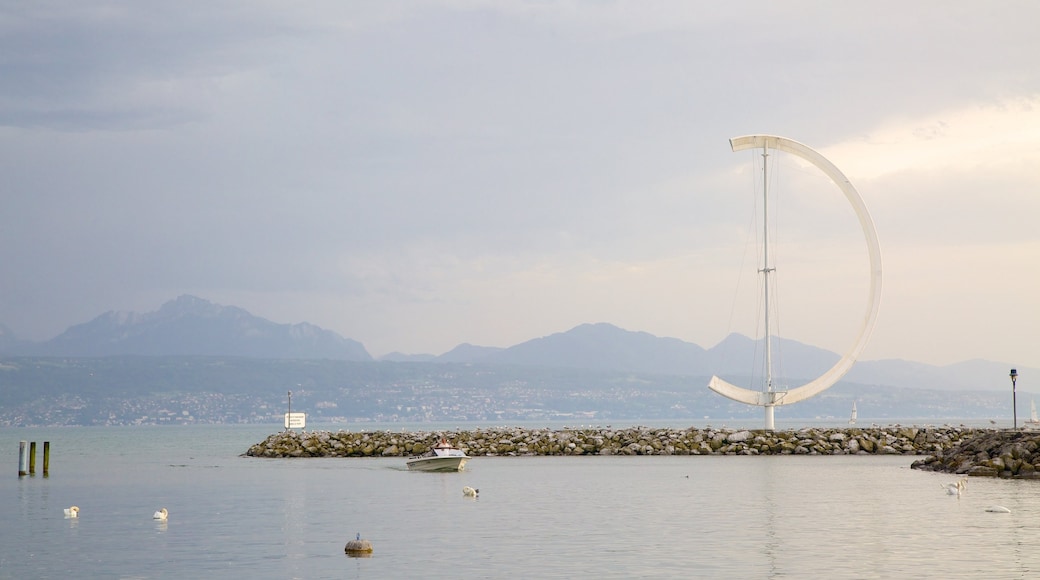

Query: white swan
[[64, 506, 80, 518], [462, 486, 479, 498], [153, 508, 168, 520], [985, 505, 1011, 513], [942, 477, 967, 497]]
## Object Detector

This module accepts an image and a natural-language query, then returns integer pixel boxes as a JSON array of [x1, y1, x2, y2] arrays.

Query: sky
[[1, 1, 1038, 374]]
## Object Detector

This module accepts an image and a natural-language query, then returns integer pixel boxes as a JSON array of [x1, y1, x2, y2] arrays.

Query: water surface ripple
[[2, 425, 1037, 579]]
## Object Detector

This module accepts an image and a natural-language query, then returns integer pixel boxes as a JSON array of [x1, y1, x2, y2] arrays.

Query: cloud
[[828, 97, 1040, 182], [1, 1, 1039, 371]]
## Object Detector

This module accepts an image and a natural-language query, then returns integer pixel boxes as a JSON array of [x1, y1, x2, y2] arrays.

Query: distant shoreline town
[[0, 355, 1026, 428]]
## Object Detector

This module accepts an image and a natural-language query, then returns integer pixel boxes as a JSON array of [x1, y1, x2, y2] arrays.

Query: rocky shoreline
[[910, 429, 1040, 479], [244, 425, 993, 460]]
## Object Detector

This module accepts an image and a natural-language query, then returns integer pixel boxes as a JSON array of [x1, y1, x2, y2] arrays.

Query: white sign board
[[284, 412, 306, 429]]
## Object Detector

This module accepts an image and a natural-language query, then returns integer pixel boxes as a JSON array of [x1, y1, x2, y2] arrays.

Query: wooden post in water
[[29, 442, 36, 475], [43, 442, 50, 476], [18, 441, 28, 476]]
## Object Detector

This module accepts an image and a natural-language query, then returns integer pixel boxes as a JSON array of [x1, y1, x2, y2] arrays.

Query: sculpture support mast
[[760, 145, 777, 430]]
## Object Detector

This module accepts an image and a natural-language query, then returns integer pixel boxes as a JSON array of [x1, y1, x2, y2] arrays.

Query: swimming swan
[[942, 478, 967, 496], [153, 508, 168, 520], [462, 486, 479, 498], [64, 506, 80, 518], [985, 505, 1011, 513]]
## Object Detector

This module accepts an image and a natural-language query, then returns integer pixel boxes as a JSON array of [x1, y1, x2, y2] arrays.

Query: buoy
[[985, 505, 1011, 513], [345, 532, 373, 556]]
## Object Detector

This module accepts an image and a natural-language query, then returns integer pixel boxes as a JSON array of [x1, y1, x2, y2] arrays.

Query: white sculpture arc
[[708, 135, 883, 414]]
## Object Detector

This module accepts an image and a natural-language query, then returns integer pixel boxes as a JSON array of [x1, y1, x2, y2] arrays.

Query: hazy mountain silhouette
[[474, 323, 708, 374], [5, 295, 372, 360], [0, 297, 1033, 392], [382, 324, 1032, 393], [436, 343, 504, 363], [378, 352, 438, 363]]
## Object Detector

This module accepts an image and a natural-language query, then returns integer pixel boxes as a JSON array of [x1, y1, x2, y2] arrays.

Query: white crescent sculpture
[[708, 135, 883, 428]]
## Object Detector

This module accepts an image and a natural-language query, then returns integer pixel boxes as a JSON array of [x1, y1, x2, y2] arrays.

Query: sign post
[[284, 412, 306, 430]]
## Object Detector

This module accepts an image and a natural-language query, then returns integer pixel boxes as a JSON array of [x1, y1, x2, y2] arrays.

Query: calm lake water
[[2, 422, 1038, 579]]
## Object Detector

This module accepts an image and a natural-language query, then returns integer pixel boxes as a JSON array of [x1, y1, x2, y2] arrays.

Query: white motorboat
[[406, 438, 469, 472]]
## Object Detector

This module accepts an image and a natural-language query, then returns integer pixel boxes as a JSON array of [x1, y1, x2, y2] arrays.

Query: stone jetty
[[910, 430, 1040, 479], [244, 425, 986, 459]]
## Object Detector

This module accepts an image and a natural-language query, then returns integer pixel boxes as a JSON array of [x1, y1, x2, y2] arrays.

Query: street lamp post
[[1010, 369, 1018, 430]]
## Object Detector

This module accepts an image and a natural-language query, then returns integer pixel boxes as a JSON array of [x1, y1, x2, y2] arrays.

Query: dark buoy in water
[[345, 532, 373, 556]]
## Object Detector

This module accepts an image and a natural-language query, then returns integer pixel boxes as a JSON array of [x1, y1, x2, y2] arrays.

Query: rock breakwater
[[244, 425, 984, 459], [911, 430, 1040, 479]]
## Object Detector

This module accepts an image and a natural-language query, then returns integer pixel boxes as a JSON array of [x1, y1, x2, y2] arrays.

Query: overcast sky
[[2, 1, 1038, 376]]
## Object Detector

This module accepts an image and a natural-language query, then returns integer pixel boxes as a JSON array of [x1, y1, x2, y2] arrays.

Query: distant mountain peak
[[459, 323, 708, 374], [13, 296, 372, 360], [437, 343, 504, 363], [157, 294, 245, 318], [161, 293, 210, 309]]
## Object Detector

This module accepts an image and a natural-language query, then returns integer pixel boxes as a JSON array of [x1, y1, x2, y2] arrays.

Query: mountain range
[[0, 295, 1032, 393]]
